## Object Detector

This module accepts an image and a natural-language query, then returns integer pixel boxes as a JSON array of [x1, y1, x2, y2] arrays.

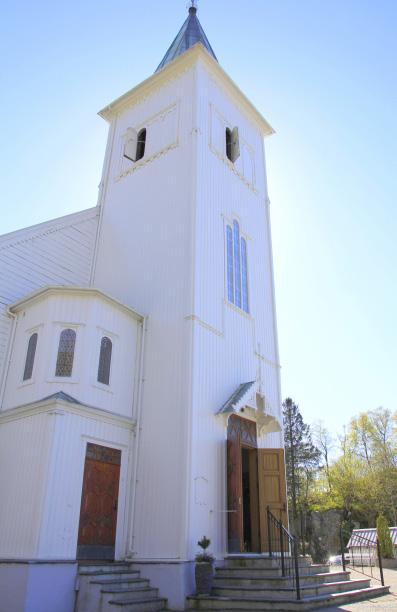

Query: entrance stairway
[[187, 555, 390, 610], [75, 562, 167, 612]]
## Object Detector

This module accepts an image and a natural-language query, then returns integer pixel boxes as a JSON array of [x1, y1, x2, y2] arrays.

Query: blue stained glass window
[[226, 225, 234, 303], [241, 238, 249, 313], [225, 220, 249, 313], [233, 221, 242, 308]]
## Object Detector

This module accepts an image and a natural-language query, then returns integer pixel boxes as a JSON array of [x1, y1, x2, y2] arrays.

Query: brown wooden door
[[77, 443, 121, 560], [227, 438, 243, 552], [257, 448, 288, 552], [227, 415, 258, 552]]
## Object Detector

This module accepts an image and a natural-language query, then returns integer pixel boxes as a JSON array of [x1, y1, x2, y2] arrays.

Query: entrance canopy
[[217, 380, 282, 435]]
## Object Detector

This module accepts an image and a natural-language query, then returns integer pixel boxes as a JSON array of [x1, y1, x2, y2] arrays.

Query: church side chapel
[[1, 4, 386, 612]]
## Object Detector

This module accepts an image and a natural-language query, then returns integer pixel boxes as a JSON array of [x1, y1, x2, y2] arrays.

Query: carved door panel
[[227, 438, 243, 552], [77, 443, 121, 560], [257, 448, 288, 552]]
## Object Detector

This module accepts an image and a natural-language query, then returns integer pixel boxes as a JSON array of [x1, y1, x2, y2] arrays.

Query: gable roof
[[156, 6, 217, 73]]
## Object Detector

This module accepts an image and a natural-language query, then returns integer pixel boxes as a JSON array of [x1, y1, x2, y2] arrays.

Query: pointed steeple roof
[[156, 4, 217, 73]]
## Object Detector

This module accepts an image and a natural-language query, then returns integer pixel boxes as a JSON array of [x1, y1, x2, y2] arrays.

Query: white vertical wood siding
[[0, 209, 99, 388], [93, 56, 283, 561], [94, 68, 197, 560], [0, 412, 53, 558], [3, 291, 141, 417], [187, 61, 283, 557]]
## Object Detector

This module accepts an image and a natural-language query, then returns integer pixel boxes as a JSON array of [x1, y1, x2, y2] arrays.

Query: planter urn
[[195, 561, 214, 595]]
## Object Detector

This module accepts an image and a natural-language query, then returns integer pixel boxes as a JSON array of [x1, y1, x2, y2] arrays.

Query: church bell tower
[[92, 4, 285, 607]]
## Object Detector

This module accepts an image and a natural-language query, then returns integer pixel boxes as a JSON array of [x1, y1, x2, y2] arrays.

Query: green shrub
[[376, 513, 393, 559]]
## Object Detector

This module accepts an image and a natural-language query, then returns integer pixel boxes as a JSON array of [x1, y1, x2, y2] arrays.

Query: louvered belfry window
[[97, 336, 112, 385], [23, 332, 38, 381], [55, 328, 76, 377]]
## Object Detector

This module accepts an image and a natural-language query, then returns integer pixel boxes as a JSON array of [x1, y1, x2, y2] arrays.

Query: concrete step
[[213, 570, 350, 588], [215, 564, 330, 579], [102, 586, 159, 602], [91, 577, 146, 589], [212, 577, 370, 599], [107, 596, 167, 611], [83, 571, 141, 581], [186, 585, 389, 610], [79, 563, 133, 574], [224, 555, 313, 569]]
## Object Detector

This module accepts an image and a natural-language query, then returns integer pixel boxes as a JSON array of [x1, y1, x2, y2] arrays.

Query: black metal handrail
[[339, 526, 384, 586], [267, 506, 301, 600]]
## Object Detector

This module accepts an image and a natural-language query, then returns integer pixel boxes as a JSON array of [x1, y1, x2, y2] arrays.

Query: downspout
[[127, 315, 147, 556], [0, 308, 17, 409]]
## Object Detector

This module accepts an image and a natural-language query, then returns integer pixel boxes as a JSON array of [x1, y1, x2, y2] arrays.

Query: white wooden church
[[0, 5, 288, 611]]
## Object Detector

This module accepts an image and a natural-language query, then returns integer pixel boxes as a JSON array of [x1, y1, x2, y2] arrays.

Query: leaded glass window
[[97, 336, 112, 385], [23, 332, 38, 381], [241, 237, 249, 313], [225, 220, 249, 314], [55, 328, 76, 377]]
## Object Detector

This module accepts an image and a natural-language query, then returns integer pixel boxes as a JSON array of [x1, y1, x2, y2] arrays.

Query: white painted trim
[[0, 397, 136, 429], [98, 44, 274, 137], [7, 286, 145, 321]]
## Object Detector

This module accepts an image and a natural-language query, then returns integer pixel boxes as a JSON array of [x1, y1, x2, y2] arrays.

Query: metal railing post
[[267, 506, 272, 558], [279, 518, 285, 576], [376, 538, 385, 586], [293, 537, 301, 600]]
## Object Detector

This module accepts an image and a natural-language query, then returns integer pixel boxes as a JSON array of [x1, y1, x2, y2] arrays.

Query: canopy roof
[[156, 5, 217, 72]]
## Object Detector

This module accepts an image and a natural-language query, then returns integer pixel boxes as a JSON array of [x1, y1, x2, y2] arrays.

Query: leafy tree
[[376, 513, 393, 559]]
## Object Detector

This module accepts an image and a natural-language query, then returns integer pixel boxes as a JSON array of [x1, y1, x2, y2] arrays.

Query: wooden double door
[[77, 443, 121, 560], [227, 414, 287, 553]]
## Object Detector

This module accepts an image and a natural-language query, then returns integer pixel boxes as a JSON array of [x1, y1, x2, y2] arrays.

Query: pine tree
[[283, 398, 321, 520]]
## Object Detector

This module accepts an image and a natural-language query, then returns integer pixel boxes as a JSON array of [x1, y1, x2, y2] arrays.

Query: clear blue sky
[[1, 1, 396, 436]]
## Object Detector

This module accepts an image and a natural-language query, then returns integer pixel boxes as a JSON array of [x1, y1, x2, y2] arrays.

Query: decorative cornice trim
[[0, 397, 136, 429], [98, 44, 274, 137], [7, 286, 145, 322]]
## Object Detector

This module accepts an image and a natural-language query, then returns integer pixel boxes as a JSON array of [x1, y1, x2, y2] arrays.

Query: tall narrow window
[[225, 221, 249, 314], [136, 128, 146, 161], [226, 225, 234, 303], [23, 332, 38, 381], [97, 336, 112, 385], [55, 328, 76, 377], [241, 237, 249, 313], [233, 220, 242, 308]]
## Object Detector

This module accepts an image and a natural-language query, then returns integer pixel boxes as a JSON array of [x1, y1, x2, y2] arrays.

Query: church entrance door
[[257, 448, 288, 552], [227, 416, 288, 553], [77, 443, 121, 560], [227, 415, 260, 553]]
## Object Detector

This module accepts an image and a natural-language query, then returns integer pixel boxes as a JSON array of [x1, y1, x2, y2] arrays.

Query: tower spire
[[156, 2, 217, 72]]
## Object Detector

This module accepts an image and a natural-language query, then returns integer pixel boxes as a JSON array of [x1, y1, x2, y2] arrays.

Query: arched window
[[225, 126, 240, 163], [55, 328, 76, 377], [225, 221, 249, 314], [97, 336, 112, 385], [23, 332, 38, 381], [136, 128, 146, 161]]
